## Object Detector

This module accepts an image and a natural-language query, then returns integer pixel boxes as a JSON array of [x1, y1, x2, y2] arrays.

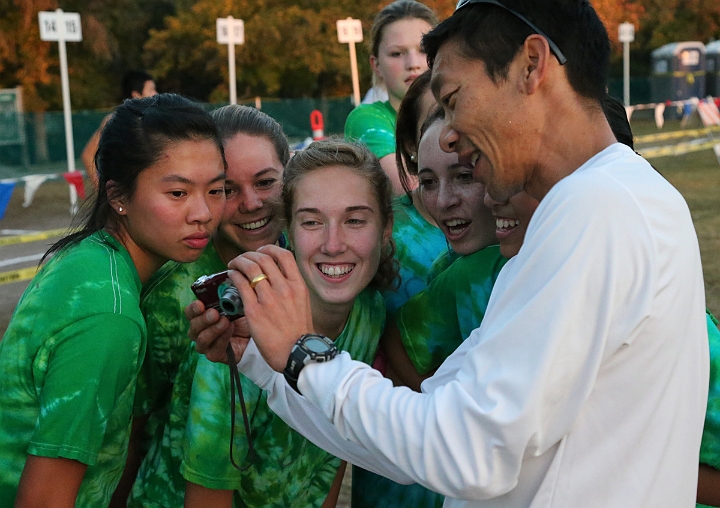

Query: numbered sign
[[217, 17, 245, 45], [618, 22, 635, 44], [39, 11, 82, 42], [337, 18, 363, 44]]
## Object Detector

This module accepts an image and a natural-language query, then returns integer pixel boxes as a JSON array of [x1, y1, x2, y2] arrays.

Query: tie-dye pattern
[[344, 100, 397, 159], [698, 311, 720, 508], [0, 231, 145, 507], [382, 193, 450, 317], [128, 244, 226, 508], [397, 245, 507, 375], [181, 288, 386, 507]]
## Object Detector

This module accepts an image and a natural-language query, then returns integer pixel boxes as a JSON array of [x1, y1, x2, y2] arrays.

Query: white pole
[[57, 9, 75, 172], [348, 41, 361, 107], [228, 16, 237, 105], [623, 40, 630, 107]]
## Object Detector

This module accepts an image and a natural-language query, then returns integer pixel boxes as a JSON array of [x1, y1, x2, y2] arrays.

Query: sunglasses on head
[[454, 0, 567, 65]]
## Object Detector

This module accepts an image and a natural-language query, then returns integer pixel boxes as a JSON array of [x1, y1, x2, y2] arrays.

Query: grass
[[632, 116, 720, 317]]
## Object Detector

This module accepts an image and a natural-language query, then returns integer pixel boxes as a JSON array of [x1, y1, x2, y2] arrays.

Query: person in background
[[382, 70, 446, 317], [121, 105, 290, 508], [181, 140, 397, 508], [190, 0, 708, 505], [82, 70, 157, 189], [345, 0, 437, 195], [0, 93, 226, 507]]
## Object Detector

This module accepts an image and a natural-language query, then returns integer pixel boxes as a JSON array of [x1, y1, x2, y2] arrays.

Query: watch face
[[304, 337, 331, 352]]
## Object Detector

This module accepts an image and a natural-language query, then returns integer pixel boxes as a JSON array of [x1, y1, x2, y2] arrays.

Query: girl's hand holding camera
[[187, 244, 314, 371]]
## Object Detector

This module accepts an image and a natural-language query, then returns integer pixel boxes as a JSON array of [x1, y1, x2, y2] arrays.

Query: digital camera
[[191, 270, 244, 321]]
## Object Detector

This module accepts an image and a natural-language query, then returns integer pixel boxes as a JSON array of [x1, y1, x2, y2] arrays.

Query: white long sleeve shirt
[[239, 144, 709, 507]]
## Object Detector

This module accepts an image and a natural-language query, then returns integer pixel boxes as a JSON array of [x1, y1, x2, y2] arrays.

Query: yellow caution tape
[[638, 140, 718, 159], [0, 266, 38, 286], [0, 228, 72, 247], [635, 126, 720, 144]]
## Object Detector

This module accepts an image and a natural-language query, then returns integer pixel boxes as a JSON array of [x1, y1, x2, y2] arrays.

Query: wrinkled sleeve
[[243, 181, 660, 500], [31, 314, 143, 465], [344, 104, 396, 159]]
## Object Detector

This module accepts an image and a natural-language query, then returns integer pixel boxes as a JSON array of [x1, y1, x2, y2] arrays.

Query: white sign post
[[337, 18, 363, 107], [39, 9, 82, 172], [217, 16, 245, 105], [618, 22, 635, 107]]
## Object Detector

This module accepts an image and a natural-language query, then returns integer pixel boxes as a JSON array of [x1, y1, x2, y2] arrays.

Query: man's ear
[[130, 90, 142, 99], [520, 34, 552, 95]]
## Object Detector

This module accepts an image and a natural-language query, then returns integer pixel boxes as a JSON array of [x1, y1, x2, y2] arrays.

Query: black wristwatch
[[283, 334, 338, 393]]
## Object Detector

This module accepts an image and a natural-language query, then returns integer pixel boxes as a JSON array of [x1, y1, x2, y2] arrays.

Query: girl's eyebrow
[[296, 206, 375, 214]]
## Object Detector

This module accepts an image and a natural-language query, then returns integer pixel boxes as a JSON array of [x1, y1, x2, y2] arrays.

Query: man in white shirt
[[188, 1, 709, 506]]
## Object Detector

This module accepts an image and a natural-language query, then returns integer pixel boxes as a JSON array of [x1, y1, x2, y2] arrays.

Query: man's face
[[430, 40, 539, 202]]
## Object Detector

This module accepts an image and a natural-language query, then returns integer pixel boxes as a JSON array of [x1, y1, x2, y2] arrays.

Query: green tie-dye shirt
[[0, 231, 145, 507], [181, 288, 386, 508], [397, 245, 507, 375], [382, 193, 449, 317], [698, 310, 720, 508], [344, 100, 397, 159], [128, 243, 226, 508]]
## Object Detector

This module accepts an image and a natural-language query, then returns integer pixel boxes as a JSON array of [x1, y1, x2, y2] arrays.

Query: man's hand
[[227, 244, 314, 372], [185, 300, 250, 364]]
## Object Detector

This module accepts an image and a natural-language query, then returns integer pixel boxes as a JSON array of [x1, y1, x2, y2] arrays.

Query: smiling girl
[[0, 93, 226, 507], [181, 140, 397, 508], [345, 0, 437, 195]]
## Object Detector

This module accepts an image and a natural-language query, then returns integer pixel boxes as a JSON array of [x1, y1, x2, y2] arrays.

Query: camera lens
[[219, 286, 244, 317]]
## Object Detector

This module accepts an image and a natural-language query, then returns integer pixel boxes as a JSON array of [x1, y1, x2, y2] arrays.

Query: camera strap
[[226, 342, 258, 471]]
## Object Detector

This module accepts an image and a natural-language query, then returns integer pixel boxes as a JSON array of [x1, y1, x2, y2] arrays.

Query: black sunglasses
[[455, 0, 567, 65]]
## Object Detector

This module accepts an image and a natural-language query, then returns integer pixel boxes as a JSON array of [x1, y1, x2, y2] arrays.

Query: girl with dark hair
[[182, 139, 397, 508], [125, 104, 290, 508], [345, 0, 438, 195], [0, 93, 226, 507]]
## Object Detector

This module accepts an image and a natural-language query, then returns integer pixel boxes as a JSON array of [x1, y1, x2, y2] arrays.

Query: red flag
[[62, 171, 86, 200]]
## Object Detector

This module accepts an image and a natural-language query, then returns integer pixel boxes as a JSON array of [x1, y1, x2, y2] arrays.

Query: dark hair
[[44, 93, 225, 260], [371, 0, 438, 57], [601, 95, 634, 149], [211, 105, 290, 165], [423, 0, 610, 101], [283, 139, 399, 291], [395, 70, 434, 193], [121, 70, 154, 99]]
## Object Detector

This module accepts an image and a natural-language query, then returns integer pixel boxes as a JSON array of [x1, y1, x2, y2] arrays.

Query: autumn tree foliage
[[0, 0, 719, 110]]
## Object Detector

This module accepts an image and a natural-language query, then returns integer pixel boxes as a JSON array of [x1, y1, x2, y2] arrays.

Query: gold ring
[[250, 273, 268, 289]]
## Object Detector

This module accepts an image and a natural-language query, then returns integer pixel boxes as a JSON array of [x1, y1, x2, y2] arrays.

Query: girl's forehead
[[292, 166, 378, 209]]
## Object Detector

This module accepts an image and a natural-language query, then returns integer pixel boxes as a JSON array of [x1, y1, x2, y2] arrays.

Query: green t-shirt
[[181, 288, 386, 508], [128, 243, 226, 508], [0, 231, 145, 507], [698, 310, 720, 508], [397, 245, 507, 375], [382, 194, 450, 317], [344, 100, 397, 159]]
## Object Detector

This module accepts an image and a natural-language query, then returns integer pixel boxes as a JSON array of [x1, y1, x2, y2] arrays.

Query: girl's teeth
[[240, 217, 270, 230], [320, 264, 353, 277]]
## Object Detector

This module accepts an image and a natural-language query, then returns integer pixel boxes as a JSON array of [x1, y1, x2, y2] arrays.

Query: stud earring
[[410, 154, 417, 163], [118, 207, 123, 212]]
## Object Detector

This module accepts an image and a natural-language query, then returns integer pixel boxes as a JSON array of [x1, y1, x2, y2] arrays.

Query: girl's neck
[[106, 225, 164, 285], [310, 294, 353, 341]]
